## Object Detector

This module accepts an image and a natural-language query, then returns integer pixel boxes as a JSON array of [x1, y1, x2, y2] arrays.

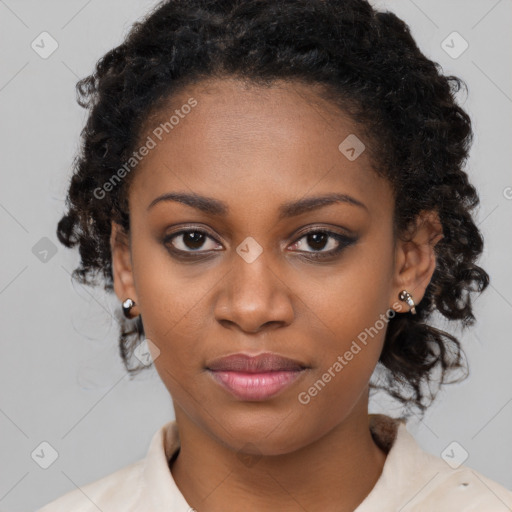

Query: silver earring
[[398, 290, 417, 315], [122, 298, 136, 319]]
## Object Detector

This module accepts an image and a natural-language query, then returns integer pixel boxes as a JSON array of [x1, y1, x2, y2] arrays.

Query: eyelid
[[164, 223, 219, 240], [291, 224, 355, 240]]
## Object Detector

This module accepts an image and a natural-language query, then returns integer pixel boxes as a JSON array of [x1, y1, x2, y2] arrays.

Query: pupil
[[185, 232, 204, 250], [308, 232, 327, 250]]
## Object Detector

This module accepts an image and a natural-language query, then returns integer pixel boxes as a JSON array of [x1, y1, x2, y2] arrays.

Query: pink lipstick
[[206, 352, 307, 401]]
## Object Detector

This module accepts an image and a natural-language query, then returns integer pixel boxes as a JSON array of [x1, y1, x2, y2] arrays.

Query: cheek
[[130, 238, 211, 378], [295, 235, 394, 397], [306, 238, 394, 346], [131, 227, 213, 335]]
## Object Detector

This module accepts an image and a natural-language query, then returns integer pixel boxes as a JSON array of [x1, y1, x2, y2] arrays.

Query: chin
[[208, 409, 312, 456]]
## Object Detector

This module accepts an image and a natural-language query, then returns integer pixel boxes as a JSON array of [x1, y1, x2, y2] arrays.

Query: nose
[[213, 251, 295, 334]]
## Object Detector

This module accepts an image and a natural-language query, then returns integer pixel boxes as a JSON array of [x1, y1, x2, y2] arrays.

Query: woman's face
[[111, 77, 415, 455]]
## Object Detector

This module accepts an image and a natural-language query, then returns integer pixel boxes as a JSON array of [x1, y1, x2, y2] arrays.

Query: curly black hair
[[56, 0, 489, 420]]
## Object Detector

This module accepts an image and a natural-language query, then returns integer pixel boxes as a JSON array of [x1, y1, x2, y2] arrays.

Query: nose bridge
[[215, 238, 294, 332]]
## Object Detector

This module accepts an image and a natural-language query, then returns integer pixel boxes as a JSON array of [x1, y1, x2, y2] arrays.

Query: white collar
[[138, 414, 413, 510]]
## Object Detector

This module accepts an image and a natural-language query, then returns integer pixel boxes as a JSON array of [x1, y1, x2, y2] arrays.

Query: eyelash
[[162, 226, 357, 262]]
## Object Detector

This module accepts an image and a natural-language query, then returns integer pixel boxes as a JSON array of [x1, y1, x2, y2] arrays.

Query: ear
[[390, 209, 444, 314], [110, 221, 139, 316]]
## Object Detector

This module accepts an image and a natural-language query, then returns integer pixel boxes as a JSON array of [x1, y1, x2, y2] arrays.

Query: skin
[[110, 77, 443, 512]]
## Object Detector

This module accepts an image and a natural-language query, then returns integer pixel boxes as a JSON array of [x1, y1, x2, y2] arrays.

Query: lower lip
[[207, 370, 305, 401]]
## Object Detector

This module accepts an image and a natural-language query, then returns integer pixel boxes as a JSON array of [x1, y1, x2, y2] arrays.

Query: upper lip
[[206, 352, 308, 373]]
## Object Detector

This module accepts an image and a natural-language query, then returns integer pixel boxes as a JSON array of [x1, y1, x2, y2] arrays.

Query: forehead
[[128, 77, 393, 222]]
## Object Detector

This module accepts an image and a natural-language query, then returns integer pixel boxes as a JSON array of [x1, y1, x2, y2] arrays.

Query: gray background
[[0, 1, 511, 510]]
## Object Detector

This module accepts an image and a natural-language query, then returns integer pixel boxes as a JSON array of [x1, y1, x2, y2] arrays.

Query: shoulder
[[409, 463, 512, 511], [35, 459, 145, 512], [367, 416, 512, 511], [35, 420, 183, 511], [400, 435, 512, 511]]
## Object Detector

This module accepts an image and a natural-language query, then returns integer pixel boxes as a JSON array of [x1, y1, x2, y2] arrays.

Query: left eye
[[289, 230, 345, 253]]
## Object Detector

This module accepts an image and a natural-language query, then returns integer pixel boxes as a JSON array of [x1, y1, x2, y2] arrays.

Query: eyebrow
[[147, 191, 368, 219]]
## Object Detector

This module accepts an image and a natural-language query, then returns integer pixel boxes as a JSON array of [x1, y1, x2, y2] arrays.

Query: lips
[[206, 352, 309, 401], [206, 352, 307, 373]]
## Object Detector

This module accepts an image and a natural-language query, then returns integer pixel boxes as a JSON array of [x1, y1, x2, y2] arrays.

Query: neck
[[169, 397, 388, 512]]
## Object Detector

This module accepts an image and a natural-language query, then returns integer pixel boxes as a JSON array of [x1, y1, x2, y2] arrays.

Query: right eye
[[163, 228, 223, 255]]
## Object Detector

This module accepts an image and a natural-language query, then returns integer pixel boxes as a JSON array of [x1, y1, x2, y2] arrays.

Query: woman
[[38, 0, 512, 510]]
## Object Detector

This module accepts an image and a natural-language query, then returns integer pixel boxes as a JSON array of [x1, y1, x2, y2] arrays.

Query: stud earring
[[398, 290, 416, 314], [122, 298, 137, 319]]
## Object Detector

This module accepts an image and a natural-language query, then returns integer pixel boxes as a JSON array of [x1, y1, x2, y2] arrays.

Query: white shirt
[[37, 413, 512, 511]]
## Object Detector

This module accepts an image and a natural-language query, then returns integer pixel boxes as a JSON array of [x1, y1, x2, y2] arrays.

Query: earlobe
[[110, 221, 138, 312], [390, 210, 443, 313]]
